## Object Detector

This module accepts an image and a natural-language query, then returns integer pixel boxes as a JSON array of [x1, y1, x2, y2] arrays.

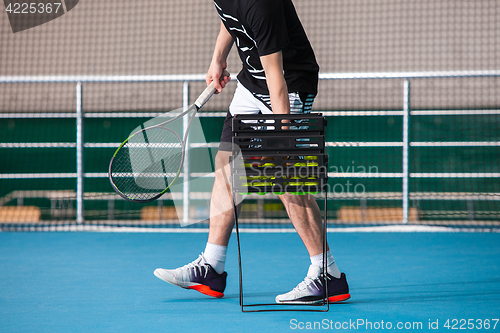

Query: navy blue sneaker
[[276, 265, 350, 304], [154, 254, 227, 298]]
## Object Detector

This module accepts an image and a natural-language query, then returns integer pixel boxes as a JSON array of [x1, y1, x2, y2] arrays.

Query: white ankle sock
[[203, 242, 227, 275], [310, 250, 341, 278]]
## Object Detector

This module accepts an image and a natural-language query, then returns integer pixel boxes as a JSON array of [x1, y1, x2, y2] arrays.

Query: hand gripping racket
[[109, 69, 230, 203]]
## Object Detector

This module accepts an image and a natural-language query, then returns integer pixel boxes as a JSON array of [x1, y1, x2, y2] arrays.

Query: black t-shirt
[[214, 0, 319, 95]]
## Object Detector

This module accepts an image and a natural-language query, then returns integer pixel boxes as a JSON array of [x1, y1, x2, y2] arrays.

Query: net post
[[182, 81, 190, 224], [402, 79, 410, 224], [76, 82, 84, 224]]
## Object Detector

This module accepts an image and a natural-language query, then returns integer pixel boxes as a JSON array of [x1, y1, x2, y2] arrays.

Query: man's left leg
[[279, 193, 325, 257], [275, 193, 351, 304]]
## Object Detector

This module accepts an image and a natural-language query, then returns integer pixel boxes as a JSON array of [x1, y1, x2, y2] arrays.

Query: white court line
[[321, 111, 404, 116], [3, 141, 498, 149], [85, 143, 121, 148], [0, 173, 77, 179], [124, 143, 182, 148], [3, 224, 498, 233], [0, 142, 76, 148], [110, 172, 179, 178], [411, 173, 500, 178], [411, 110, 500, 116], [329, 172, 403, 178], [327, 142, 403, 147], [411, 142, 500, 147]]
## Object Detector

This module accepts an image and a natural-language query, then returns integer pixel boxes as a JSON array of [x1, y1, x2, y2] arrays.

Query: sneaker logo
[[4, 0, 80, 33]]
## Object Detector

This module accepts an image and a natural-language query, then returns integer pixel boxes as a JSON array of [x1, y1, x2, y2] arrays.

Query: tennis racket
[[109, 69, 230, 203]]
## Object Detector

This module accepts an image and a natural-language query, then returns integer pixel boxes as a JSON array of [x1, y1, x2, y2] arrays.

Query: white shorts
[[228, 81, 312, 116], [219, 81, 315, 151]]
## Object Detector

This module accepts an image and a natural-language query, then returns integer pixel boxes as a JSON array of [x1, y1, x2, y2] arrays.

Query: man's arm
[[207, 22, 233, 92], [260, 51, 290, 114]]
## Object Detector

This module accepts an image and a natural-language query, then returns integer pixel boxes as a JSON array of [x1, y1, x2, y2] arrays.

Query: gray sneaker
[[275, 265, 350, 304], [154, 254, 227, 298]]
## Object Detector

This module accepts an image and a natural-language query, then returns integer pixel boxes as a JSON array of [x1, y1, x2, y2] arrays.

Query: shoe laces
[[295, 276, 320, 292], [179, 254, 208, 278], [294, 272, 331, 292]]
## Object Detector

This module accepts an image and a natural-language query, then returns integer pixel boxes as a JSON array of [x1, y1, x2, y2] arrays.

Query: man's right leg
[[207, 151, 236, 247], [153, 151, 234, 298]]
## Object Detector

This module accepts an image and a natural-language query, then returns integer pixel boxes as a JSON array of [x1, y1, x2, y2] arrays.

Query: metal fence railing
[[1, 70, 500, 224]]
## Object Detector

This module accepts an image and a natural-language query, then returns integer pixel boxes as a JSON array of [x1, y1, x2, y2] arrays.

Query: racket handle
[[194, 69, 231, 109]]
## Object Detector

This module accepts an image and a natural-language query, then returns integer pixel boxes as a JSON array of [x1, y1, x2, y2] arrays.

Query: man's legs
[[155, 85, 349, 302]]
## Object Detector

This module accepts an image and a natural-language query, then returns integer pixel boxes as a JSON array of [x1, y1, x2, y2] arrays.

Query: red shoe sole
[[189, 284, 224, 298], [328, 293, 351, 303]]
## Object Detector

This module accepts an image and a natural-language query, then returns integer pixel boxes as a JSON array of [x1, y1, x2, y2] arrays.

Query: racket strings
[[110, 127, 183, 202]]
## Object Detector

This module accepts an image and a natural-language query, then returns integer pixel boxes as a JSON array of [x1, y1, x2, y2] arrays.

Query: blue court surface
[[1, 229, 499, 333]]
